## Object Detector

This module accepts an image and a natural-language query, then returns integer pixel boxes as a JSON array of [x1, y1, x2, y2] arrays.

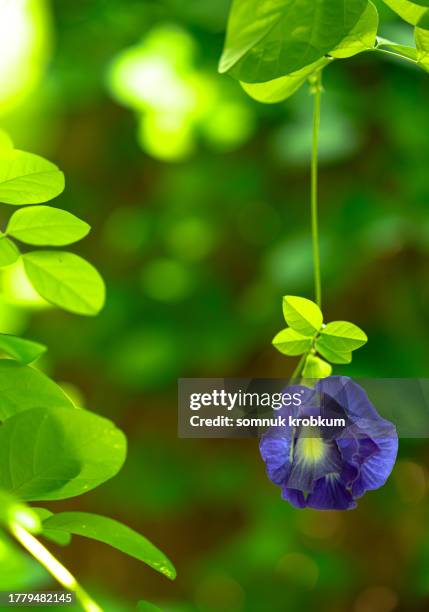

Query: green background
[[0, 0, 428, 610]]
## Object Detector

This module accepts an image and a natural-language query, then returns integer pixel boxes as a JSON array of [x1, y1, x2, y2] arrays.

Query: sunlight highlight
[[0, 0, 50, 111]]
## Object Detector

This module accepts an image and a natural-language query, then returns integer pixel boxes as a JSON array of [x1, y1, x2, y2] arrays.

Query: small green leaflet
[[6, 206, 90, 246], [316, 321, 366, 365], [0, 360, 73, 422], [23, 251, 106, 316], [219, 0, 368, 83], [0, 235, 19, 267], [302, 355, 332, 378], [0, 406, 127, 501], [0, 151, 65, 206], [272, 328, 312, 356], [42, 512, 176, 580], [318, 321, 367, 351], [0, 334, 46, 365], [282, 296, 323, 336]]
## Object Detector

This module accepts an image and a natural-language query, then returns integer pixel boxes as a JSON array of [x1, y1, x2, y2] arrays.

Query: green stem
[[290, 76, 323, 382], [290, 353, 307, 382], [9, 522, 102, 612], [372, 46, 418, 66], [309, 71, 322, 309]]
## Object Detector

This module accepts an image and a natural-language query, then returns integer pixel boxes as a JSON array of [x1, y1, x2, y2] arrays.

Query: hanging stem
[[289, 72, 323, 382], [309, 70, 322, 309], [290, 353, 306, 382], [9, 522, 102, 612]]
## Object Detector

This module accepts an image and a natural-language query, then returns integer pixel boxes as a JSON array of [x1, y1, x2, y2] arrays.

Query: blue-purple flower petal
[[351, 435, 398, 498], [259, 376, 398, 510], [307, 475, 357, 510]]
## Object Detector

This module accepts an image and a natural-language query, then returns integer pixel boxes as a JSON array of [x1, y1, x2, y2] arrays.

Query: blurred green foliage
[[1, 0, 429, 610]]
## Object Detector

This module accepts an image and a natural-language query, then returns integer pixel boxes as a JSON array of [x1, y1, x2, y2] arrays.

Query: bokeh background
[[1, 0, 429, 610]]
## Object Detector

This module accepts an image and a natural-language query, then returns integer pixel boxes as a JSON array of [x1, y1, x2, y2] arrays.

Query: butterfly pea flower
[[260, 377, 398, 510]]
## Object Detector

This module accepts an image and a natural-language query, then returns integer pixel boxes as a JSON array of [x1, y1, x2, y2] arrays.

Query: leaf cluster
[[273, 296, 368, 377], [220, 0, 429, 102], [0, 131, 176, 605], [0, 133, 104, 316]]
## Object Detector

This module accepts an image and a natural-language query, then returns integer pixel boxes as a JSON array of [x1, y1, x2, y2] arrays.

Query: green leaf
[[0, 406, 127, 501], [0, 235, 19, 267], [23, 251, 105, 316], [0, 131, 13, 154], [240, 58, 332, 104], [315, 342, 353, 364], [272, 328, 312, 356], [0, 360, 74, 422], [0, 334, 46, 365], [381, 0, 429, 27], [330, 1, 378, 58], [219, 0, 368, 83], [6, 206, 90, 246], [0, 150, 65, 206], [416, 26, 429, 69], [376, 38, 419, 61], [31, 509, 72, 546], [318, 320, 368, 352], [302, 354, 332, 378], [282, 296, 323, 336], [42, 512, 176, 580]]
